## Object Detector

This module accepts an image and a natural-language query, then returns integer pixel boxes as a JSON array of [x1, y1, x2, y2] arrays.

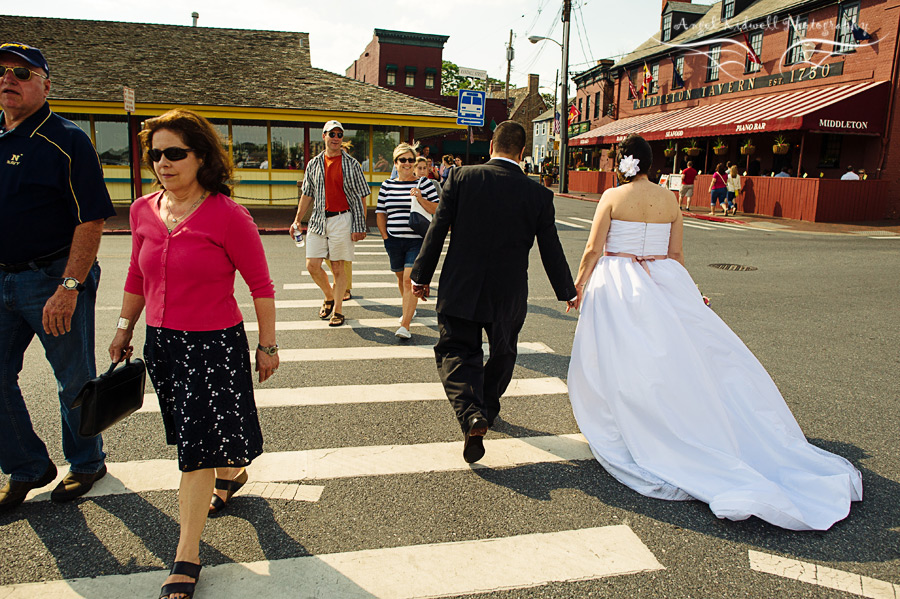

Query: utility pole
[[505, 29, 514, 117], [559, 0, 572, 194], [552, 69, 558, 167]]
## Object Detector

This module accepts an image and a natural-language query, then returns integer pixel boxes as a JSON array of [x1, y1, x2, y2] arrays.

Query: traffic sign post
[[123, 86, 135, 113], [456, 89, 486, 127]]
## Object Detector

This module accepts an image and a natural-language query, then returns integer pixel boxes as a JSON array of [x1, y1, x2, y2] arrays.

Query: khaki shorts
[[680, 184, 694, 198], [306, 211, 354, 262]]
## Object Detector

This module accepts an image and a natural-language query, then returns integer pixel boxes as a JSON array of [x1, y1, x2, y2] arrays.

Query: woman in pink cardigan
[[108, 109, 277, 599]]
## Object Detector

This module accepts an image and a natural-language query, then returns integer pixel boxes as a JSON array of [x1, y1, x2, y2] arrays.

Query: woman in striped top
[[376, 143, 440, 339]]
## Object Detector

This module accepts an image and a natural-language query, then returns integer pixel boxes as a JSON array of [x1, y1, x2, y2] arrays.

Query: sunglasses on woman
[[396, 157, 416, 164], [0, 65, 48, 81], [328, 131, 343, 138], [148, 147, 194, 162]]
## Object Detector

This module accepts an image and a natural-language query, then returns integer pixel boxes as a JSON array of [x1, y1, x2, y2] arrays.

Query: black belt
[[325, 209, 350, 217], [0, 246, 71, 273]]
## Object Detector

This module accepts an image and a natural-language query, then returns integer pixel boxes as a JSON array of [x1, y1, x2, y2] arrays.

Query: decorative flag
[[641, 62, 653, 97], [670, 56, 685, 88], [742, 31, 762, 65], [568, 103, 581, 125], [627, 76, 639, 100], [553, 111, 560, 134], [851, 23, 872, 42]]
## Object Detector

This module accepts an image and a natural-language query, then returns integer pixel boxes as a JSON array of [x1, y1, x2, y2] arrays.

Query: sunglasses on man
[[148, 147, 194, 162], [327, 130, 343, 138], [0, 65, 49, 81]]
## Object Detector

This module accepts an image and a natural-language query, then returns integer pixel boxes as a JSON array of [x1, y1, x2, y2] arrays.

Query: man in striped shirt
[[291, 120, 369, 327]]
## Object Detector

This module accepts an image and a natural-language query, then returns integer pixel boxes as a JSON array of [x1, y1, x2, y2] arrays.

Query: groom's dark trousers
[[411, 159, 576, 433]]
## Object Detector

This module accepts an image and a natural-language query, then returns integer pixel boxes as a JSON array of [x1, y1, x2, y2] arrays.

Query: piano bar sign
[[633, 62, 844, 110]]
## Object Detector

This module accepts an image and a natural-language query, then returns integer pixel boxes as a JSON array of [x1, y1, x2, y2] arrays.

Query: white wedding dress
[[568, 219, 862, 530]]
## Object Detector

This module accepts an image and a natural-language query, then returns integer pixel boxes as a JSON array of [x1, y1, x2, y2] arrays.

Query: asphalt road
[[0, 196, 898, 598]]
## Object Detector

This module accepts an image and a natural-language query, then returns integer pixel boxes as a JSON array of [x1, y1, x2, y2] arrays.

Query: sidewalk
[[554, 191, 900, 236]]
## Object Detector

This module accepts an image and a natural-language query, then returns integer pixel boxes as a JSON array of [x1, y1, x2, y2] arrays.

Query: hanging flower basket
[[713, 146, 728, 156], [773, 144, 790, 155], [664, 148, 676, 157], [684, 147, 701, 157], [740, 145, 756, 155]]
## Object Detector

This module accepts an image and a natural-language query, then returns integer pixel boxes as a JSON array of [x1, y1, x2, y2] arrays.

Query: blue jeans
[[0, 257, 105, 481]]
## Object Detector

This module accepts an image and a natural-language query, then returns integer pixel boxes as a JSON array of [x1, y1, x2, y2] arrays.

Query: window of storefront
[[662, 13, 673, 42], [673, 55, 685, 88], [745, 31, 763, 73], [370, 125, 399, 172], [578, 97, 583, 119], [405, 67, 416, 88], [386, 65, 397, 86], [425, 68, 436, 89], [818, 134, 842, 168], [584, 96, 590, 121], [594, 91, 601, 118], [651, 63, 660, 94], [707, 45, 721, 81], [58, 113, 91, 138], [786, 16, 809, 65], [270, 123, 306, 169], [94, 116, 129, 165], [835, 2, 860, 53], [231, 122, 268, 169], [723, 0, 735, 19], [209, 119, 231, 154]]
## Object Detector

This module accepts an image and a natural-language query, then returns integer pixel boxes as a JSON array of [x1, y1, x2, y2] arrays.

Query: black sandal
[[209, 468, 248, 515], [328, 312, 345, 327], [343, 289, 352, 301], [318, 299, 335, 319], [159, 561, 201, 599]]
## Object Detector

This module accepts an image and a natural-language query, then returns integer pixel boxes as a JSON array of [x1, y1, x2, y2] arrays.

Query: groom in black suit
[[411, 121, 576, 463]]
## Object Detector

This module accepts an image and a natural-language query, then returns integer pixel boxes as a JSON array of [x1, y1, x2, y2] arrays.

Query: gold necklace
[[165, 191, 206, 230]]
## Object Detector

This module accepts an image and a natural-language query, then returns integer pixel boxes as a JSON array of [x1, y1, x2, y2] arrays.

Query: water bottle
[[291, 224, 305, 248]]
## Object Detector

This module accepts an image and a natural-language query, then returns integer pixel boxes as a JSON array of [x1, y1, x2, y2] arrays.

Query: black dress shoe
[[463, 415, 489, 464], [50, 465, 107, 503], [0, 461, 57, 513]]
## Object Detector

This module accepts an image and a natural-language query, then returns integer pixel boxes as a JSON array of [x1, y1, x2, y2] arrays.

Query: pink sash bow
[[604, 251, 668, 276]]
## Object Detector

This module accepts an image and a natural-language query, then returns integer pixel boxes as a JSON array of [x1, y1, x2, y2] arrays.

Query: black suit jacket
[[411, 158, 576, 323]]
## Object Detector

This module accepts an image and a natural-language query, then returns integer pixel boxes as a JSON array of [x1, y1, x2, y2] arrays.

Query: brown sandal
[[328, 312, 345, 327], [318, 299, 335, 319]]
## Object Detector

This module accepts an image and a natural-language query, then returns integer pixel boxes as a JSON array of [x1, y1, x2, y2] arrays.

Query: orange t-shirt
[[323, 154, 350, 212]]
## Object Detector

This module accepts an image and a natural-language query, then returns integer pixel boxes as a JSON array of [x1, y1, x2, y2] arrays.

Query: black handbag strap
[[104, 357, 130, 376]]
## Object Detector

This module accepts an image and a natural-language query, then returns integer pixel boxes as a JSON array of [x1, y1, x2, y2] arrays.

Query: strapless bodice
[[605, 220, 671, 255]]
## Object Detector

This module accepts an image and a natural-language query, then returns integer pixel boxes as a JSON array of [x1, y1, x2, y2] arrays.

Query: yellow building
[[0, 16, 462, 206]]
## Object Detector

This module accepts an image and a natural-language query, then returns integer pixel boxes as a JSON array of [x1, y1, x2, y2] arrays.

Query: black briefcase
[[72, 358, 146, 438]]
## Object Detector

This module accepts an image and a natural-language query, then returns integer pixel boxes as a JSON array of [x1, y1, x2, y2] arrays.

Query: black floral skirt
[[144, 323, 263, 472]]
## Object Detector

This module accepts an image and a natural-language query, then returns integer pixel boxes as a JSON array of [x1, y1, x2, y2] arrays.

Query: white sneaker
[[395, 326, 412, 339], [398, 310, 417, 324]]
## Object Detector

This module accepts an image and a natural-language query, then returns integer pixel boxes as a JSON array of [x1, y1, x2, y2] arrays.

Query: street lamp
[[528, 4, 571, 193]]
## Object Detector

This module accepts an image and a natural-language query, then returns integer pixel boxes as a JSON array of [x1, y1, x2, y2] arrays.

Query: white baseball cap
[[323, 120, 344, 133]]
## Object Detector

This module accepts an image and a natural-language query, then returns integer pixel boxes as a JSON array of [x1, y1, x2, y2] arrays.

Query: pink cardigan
[[125, 191, 275, 331]]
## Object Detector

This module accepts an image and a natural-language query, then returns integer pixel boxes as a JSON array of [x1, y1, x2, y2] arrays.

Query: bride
[[567, 134, 862, 531]]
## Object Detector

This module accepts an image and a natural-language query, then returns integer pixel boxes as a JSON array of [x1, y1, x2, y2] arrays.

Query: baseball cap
[[0, 42, 50, 75], [323, 120, 344, 133]]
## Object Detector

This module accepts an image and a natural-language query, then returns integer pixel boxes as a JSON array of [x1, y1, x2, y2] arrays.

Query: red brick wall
[[346, 36, 381, 86], [375, 42, 444, 102]]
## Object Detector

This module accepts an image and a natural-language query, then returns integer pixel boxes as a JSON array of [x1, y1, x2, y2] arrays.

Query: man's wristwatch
[[257, 343, 279, 356], [60, 277, 85, 292]]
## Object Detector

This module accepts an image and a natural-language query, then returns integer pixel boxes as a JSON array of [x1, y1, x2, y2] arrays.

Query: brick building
[[490, 75, 549, 159], [569, 0, 900, 220]]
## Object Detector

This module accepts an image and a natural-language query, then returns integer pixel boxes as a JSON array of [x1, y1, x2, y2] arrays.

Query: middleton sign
[[632, 61, 845, 110]]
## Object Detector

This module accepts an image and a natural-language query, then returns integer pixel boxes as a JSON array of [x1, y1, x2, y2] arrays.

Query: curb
[[555, 192, 746, 225]]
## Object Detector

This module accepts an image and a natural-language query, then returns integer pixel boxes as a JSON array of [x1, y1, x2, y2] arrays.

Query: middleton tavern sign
[[632, 61, 845, 110]]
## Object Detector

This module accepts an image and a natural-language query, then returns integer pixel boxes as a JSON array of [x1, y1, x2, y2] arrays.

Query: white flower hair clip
[[618, 155, 640, 178]]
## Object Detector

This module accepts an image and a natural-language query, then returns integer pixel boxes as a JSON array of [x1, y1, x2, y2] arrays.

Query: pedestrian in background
[[417, 156, 441, 196], [708, 163, 728, 215], [841, 165, 860, 180], [377, 143, 439, 339], [726, 164, 742, 216], [0, 42, 115, 513], [108, 109, 278, 599], [292, 120, 369, 327], [678, 161, 697, 211]]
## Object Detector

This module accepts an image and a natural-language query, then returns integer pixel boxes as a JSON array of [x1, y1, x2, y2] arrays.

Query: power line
[[576, 0, 595, 63]]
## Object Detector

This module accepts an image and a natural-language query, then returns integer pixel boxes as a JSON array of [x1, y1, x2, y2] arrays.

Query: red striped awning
[[569, 110, 685, 146], [638, 81, 889, 142]]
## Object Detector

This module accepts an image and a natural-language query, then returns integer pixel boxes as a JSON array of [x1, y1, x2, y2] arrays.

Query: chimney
[[192, 12, 199, 27], [528, 74, 539, 95]]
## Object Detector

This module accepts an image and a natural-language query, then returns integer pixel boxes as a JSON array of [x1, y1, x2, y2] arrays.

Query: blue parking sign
[[457, 90, 486, 127]]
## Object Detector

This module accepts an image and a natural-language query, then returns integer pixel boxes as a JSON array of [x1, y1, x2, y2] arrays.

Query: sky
[[7, 0, 714, 96]]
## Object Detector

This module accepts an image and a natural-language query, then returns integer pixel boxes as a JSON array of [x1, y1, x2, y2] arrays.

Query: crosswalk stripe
[[283, 282, 440, 290], [748, 550, 900, 598], [556, 219, 586, 229], [303, 269, 441, 276], [355, 250, 447, 256], [0, 526, 662, 598], [259, 342, 554, 363], [569, 216, 595, 225], [245, 316, 439, 331], [23, 460, 325, 504], [275, 297, 433, 308], [683, 221, 717, 230], [24, 433, 590, 504], [140, 377, 568, 412]]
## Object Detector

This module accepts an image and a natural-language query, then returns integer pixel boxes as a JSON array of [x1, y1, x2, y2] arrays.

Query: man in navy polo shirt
[[0, 42, 115, 512]]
